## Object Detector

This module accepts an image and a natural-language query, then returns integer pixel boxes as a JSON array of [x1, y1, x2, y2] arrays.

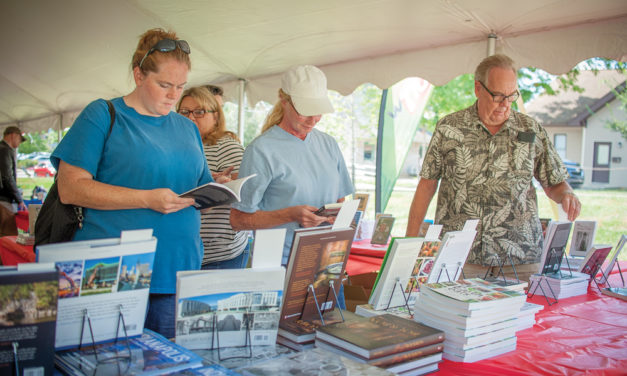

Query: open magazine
[[179, 174, 256, 210]]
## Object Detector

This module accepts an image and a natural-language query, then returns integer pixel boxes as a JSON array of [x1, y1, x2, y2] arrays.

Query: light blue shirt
[[51, 97, 212, 293], [234, 125, 354, 264]]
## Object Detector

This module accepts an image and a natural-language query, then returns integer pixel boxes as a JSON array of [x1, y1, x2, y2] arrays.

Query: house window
[[554, 134, 567, 159], [363, 143, 374, 161]]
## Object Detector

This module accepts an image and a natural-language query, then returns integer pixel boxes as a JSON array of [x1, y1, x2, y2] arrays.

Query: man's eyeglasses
[[479, 81, 520, 103], [178, 109, 215, 118], [139, 39, 190, 69]]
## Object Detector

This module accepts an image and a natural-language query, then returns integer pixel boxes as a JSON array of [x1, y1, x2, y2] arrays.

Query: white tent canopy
[[1, 0, 626, 133]]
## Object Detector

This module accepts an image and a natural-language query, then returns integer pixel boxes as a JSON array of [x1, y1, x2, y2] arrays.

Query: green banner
[[376, 78, 432, 213]]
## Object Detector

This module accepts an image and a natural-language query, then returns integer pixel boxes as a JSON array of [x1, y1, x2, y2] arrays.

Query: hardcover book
[[55, 329, 203, 376], [36, 231, 156, 349], [314, 202, 343, 217], [315, 314, 444, 359], [280, 227, 355, 325], [537, 221, 572, 275], [371, 215, 395, 245], [353, 193, 370, 212], [175, 268, 284, 350], [179, 174, 256, 210], [426, 230, 477, 284], [0, 264, 58, 376], [235, 347, 394, 375], [277, 309, 358, 344], [568, 220, 597, 257]]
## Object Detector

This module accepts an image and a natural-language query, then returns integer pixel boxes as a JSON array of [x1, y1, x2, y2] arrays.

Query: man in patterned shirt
[[406, 54, 581, 282]]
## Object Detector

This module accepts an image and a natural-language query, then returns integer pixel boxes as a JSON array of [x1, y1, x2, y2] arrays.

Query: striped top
[[200, 135, 248, 265]]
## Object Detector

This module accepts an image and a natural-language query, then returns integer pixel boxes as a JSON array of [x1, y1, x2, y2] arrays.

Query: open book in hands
[[179, 174, 256, 210]]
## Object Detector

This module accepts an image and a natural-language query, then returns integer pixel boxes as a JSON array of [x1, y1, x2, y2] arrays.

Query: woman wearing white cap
[[231, 65, 353, 265]]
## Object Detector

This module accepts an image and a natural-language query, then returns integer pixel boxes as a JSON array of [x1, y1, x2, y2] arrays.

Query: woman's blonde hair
[[131, 28, 191, 73], [177, 86, 239, 145], [260, 89, 291, 133]]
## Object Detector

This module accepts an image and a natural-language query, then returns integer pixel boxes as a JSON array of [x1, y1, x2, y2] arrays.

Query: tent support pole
[[237, 78, 246, 142], [487, 33, 497, 56]]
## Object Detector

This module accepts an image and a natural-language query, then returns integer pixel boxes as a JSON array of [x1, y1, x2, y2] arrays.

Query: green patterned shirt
[[420, 103, 568, 266]]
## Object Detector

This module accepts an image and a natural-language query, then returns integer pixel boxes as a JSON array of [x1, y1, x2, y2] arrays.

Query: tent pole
[[487, 33, 497, 56], [58, 113, 63, 141], [237, 78, 246, 143]]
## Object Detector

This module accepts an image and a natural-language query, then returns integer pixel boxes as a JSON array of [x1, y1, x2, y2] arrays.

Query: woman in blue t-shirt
[[51, 28, 212, 338]]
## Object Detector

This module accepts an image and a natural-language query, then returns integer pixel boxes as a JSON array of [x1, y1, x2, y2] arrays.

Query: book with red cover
[[280, 227, 355, 326], [315, 314, 445, 359]]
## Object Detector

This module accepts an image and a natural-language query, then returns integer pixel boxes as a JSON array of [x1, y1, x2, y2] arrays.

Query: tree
[[604, 72, 627, 141]]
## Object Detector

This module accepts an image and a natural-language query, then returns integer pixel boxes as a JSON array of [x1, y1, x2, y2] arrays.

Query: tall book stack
[[516, 302, 543, 331], [315, 314, 445, 376], [414, 278, 526, 363]]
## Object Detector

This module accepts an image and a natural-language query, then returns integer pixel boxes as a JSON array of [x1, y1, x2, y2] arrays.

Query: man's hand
[[17, 201, 27, 211], [288, 205, 330, 228], [560, 191, 581, 221]]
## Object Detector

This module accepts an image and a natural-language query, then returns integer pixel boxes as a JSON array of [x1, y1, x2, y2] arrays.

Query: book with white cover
[[355, 303, 412, 319], [179, 174, 256, 210], [442, 336, 517, 363], [369, 237, 424, 310], [36, 230, 156, 350], [426, 230, 477, 284], [600, 235, 627, 284], [175, 268, 284, 349], [568, 221, 597, 257], [537, 221, 572, 275]]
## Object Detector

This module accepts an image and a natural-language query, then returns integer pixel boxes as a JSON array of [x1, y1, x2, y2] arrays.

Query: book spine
[[369, 342, 444, 368], [369, 332, 445, 359]]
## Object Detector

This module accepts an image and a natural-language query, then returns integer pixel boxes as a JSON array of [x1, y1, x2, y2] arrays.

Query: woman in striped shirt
[[177, 87, 249, 269]]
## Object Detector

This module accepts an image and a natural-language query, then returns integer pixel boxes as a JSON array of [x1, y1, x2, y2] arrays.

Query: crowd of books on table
[[1, 195, 626, 376]]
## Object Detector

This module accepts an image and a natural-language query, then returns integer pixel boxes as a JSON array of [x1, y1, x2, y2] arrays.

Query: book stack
[[414, 278, 526, 363], [277, 309, 358, 350], [355, 303, 413, 320], [484, 276, 528, 292], [528, 271, 590, 299], [315, 314, 445, 375], [516, 302, 543, 331]]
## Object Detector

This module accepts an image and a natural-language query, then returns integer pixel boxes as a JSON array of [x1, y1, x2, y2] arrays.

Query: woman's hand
[[212, 166, 235, 184], [145, 188, 195, 214]]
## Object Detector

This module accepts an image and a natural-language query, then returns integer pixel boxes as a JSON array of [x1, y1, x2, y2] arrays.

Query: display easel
[[382, 277, 413, 313], [11, 342, 19, 376], [209, 309, 253, 361], [582, 260, 616, 291], [299, 279, 345, 326], [433, 261, 465, 283], [78, 305, 131, 363], [527, 249, 571, 306], [483, 253, 521, 285]]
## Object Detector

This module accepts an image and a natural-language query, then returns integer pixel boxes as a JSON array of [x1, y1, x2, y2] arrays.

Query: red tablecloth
[[15, 210, 29, 232], [0, 235, 35, 265], [346, 240, 627, 376]]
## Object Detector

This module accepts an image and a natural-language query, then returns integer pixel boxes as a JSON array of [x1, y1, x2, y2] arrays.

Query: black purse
[[34, 100, 116, 247]]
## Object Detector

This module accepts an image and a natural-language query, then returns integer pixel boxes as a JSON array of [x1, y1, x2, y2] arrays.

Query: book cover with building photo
[[176, 268, 284, 350]]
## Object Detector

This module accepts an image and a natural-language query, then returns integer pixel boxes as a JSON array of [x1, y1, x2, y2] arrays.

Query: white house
[[526, 70, 627, 189]]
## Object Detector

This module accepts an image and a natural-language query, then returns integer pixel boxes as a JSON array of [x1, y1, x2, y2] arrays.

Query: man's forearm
[[406, 178, 438, 236], [230, 208, 294, 231]]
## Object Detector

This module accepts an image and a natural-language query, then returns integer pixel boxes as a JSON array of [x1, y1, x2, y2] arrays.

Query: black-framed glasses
[[139, 39, 190, 69], [479, 81, 520, 103], [178, 109, 215, 118]]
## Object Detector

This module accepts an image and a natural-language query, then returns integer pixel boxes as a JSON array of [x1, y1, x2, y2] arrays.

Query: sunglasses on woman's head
[[139, 39, 190, 69]]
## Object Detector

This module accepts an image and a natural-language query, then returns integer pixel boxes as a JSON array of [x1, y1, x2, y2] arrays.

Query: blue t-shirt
[[233, 125, 354, 264], [51, 97, 212, 293]]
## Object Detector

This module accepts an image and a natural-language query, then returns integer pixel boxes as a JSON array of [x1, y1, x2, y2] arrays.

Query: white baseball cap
[[281, 65, 334, 116]]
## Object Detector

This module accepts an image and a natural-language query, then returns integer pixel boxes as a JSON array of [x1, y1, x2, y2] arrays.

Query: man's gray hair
[[475, 54, 517, 85]]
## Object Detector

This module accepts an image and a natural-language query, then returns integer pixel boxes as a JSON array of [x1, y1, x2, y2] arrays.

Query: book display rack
[[527, 248, 574, 305], [77, 305, 131, 363], [300, 279, 346, 326]]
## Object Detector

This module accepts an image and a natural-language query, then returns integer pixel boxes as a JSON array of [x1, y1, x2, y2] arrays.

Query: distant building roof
[[526, 70, 626, 127]]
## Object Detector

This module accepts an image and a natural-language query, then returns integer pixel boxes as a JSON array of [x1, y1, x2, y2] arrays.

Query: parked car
[[32, 162, 56, 177], [563, 159, 584, 188]]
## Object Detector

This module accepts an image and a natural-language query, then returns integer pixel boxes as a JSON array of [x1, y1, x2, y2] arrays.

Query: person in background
[[177, 87, 249, 269], [406, 54, 581, 282], [230, 65, 353, 266], [0, 126, 26, 236], [205, 84, 224, 107], [51, 28, 212, 338]]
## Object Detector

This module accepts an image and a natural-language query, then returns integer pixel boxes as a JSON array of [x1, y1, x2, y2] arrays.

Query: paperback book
[[371, 215, 395, 245], [568, 220, 597, 257], [426, 230, 477, 284], [0, 264, 58, 376], [405, 239, 442, 306], [36, 231, 156, 349], [280, 227, 355, 325], [175, 268, 284, 350], [179, 174, 256, 210], [600, 235, 627, 284], [55, 328, 203, 376], [578, 244, 613, 277], [528, 272, 590, 299], [353, 193, 370, 212], [537, 221, 572, 275]]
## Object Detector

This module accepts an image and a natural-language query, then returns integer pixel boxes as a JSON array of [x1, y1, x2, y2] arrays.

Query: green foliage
[[421, 74, 476, 132], [17, 129, 59, 154], [604, 72, 627, 140]]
